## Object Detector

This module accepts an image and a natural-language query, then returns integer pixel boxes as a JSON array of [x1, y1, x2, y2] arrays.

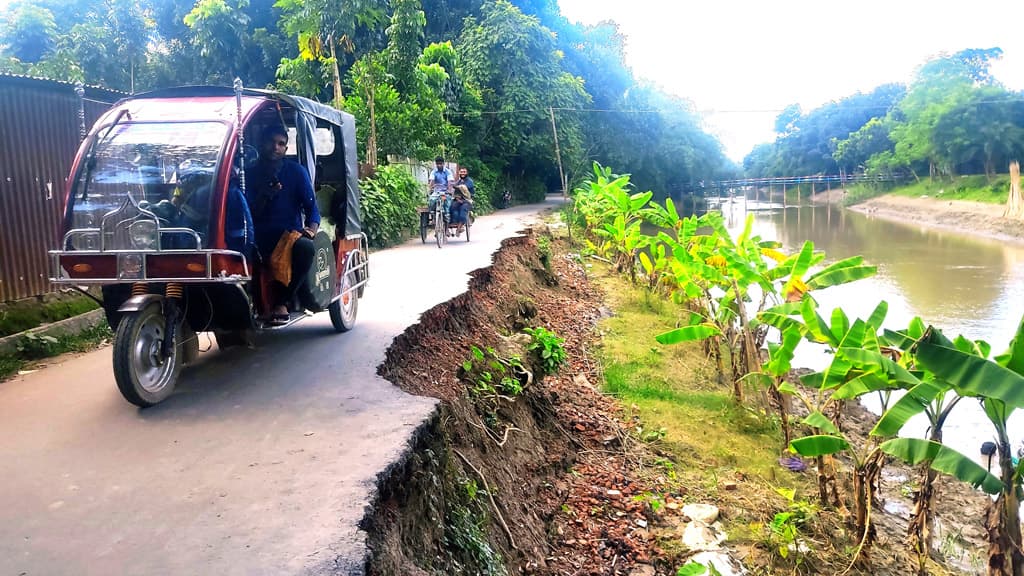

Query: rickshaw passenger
[[247, 125, 320, 324], [449, 184, 472, 233]]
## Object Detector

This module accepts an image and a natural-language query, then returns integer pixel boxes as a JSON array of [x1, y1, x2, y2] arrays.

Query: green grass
[[594, 271, 802, 489], [845, 174, 1011, 206], [0, 323, 112, 381], [0, 295, 100, 338]]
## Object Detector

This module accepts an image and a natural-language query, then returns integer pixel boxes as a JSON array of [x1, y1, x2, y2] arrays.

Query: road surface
[[0, 200, 556, 576]]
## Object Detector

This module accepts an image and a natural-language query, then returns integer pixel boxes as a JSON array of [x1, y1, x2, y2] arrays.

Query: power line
[[443, 97, 1024, 117]]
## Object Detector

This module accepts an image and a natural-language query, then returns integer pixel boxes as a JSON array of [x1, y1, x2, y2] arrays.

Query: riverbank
[[367, 225, 989, 575], [812, 185, 1024, 244], [847, 194, 1024, 245]]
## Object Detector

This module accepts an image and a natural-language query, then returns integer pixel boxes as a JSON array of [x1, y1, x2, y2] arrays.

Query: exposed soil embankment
[[364, 230, 674, 575], [849, 194, 1024, 245]]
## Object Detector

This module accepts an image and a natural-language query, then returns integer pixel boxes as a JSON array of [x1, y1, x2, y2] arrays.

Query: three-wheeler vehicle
[[50, 82, 369, 407]]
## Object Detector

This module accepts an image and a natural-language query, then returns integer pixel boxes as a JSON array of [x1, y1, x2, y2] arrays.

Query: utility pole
[[549, 107, 567, 198]]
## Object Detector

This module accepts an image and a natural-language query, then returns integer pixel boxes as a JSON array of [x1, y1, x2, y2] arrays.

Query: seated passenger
[[246, 125, 320, 325], [449, 184, 472, 233]]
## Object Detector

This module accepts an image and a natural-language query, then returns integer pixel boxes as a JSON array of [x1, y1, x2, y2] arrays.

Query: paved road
[[0, 200, 556, 576]]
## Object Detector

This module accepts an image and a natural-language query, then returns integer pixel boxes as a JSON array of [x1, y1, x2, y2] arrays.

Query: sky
[[556, 0, 1024, 162]]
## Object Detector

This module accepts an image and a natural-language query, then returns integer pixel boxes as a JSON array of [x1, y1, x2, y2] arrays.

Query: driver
[[246, 125, 320, 325]]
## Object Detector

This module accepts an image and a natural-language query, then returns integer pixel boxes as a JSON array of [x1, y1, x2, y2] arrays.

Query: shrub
[[359, 165, 423, 248], [523, 326, 566, 375]]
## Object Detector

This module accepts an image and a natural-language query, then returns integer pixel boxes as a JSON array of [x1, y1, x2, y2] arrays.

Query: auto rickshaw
[[49, 82, 369, 407]]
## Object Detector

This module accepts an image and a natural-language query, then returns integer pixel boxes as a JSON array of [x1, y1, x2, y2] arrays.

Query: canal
[[725, 200, 1024, 466]]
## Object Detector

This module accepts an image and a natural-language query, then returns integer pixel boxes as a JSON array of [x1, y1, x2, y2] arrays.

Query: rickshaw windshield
[[68, 121, 228, 250]]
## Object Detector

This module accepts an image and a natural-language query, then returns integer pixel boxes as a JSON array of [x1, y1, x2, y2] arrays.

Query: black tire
[[420, 213, 427, 243], [435, 209, 444, 249], [328, 265, 359, 332], [112, 303, 181, 407], [466, 214, 474, 242]]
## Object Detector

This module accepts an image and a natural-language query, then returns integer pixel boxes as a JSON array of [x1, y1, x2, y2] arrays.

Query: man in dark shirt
[[454, 166, 475, 198], [247, 125, 320, 323]]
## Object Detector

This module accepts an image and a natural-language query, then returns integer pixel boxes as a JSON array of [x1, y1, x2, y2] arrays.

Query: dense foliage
[[0, 0, 733, 206], [358, 164, 421, 246], [745, 48, 1024, 182]]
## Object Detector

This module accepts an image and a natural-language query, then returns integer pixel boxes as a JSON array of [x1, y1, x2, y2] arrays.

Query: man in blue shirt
[[247, 125, 320, 323], [427, 156, 453, 214]]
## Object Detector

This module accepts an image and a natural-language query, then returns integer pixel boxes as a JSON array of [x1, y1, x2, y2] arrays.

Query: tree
[[275, 0, 386, 104], [457, 0, 590, 200], [184, 0, 252, 83], [0, 3, 58, 63]]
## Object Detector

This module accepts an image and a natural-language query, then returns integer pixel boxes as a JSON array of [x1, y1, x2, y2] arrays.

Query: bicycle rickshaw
[[418, 189, 473, 248], [49, 82, 369, 407]]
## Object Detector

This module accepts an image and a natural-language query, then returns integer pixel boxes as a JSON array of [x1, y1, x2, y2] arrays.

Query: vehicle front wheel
[[329, 266, 359, 332], [112, 303, 181, 407]]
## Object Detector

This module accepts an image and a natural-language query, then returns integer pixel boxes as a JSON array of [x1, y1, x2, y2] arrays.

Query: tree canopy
[[744, 48, 1024, 182], [0, 0, 733, 202]]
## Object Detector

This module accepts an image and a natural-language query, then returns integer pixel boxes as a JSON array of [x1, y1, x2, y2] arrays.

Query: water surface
[[726, 201, 1024, 465]]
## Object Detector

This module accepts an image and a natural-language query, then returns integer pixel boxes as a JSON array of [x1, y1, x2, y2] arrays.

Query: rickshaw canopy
[[110, 86, 362, 237]]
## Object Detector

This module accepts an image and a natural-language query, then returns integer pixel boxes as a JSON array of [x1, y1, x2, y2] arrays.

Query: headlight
[[129, 220, 158, 250]]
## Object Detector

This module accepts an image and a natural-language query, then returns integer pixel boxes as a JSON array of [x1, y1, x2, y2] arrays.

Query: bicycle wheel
[[434, 207, 443, 248]]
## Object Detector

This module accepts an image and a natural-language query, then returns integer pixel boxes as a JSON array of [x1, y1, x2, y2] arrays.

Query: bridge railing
[[674, 172, 911, 196]]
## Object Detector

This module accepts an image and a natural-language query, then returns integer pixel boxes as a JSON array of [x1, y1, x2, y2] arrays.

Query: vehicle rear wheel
[[466, 214, 473, 242], [112, 303, 180, 407], [420, 213, 427, 243], [328, 265, 359, 332]]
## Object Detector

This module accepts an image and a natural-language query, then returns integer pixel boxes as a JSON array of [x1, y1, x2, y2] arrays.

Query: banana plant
[[656, 213, 786, 402], [877, 320, 1024, 576], [759, 296, 894, 557], [842, 317, 968, 573], [741, 325, 802, 445]]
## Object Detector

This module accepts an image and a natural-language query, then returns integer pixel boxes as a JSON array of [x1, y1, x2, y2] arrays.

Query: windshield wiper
[[78, 109, 132, 202]]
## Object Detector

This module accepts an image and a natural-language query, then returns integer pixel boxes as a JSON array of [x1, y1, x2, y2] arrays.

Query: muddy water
[[723, 200, 1024, 466]]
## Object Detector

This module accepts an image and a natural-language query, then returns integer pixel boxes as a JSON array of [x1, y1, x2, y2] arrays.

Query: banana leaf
[[870, 379, 947, 437], [758, 303, 806, 335], [655, 323, 722, 345], [996, 315, 1024, 375], [953, 334, 991, 358], [805, 255, 877, 289], [831, 372, 902, 400], [790, 434, 849, 457], [882, 328, 916, 350], [866, 301, 889, 331], [802, 412, 840, 435], [880, 438, 1002, 495], [766, 327, 803, 376], [830, 308, 851, 344], [841, 348, 921, 387], [916, 334, 1024, 408], [801, 298, 836, 346]]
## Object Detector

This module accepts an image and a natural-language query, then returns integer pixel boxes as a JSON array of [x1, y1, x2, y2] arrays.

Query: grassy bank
[[845, 174, 1011, 206], [589, 266, 850, 572], [588, 263, 972, 575], [0, 294, 100, 338], [0, 323, 112, 381]]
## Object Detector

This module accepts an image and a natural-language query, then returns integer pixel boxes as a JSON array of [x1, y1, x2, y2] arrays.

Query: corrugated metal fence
[[0, 75, 122, 301]]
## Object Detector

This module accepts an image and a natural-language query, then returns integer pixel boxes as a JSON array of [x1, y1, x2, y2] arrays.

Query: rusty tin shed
[[0, 74, 123, 301]]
